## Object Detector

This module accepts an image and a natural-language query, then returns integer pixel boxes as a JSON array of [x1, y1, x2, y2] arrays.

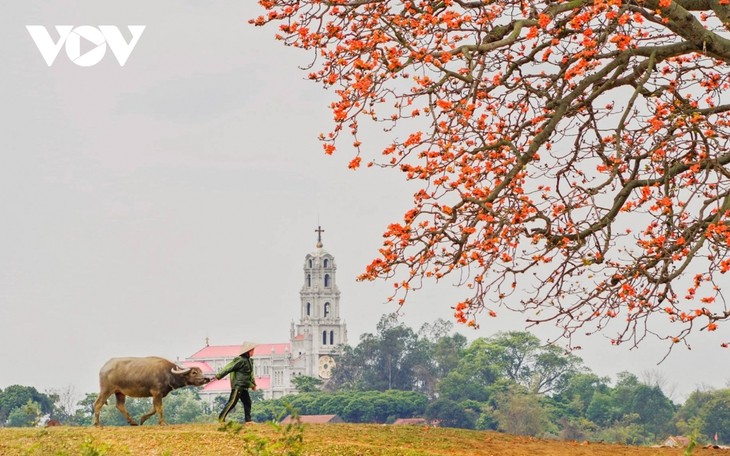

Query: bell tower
[[290, 226, 348, 379]]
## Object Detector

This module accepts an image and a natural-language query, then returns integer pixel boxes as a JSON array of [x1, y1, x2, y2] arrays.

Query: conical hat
[[239, 341, 258, 354]]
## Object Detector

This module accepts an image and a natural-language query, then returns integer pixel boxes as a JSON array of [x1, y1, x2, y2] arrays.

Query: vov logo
[[26, 25, 145, 67]]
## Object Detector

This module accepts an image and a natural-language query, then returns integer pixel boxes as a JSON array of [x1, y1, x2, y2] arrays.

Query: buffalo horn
[[171, 366, 191, 374]]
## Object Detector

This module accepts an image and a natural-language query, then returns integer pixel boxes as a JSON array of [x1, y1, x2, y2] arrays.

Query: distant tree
[[417, 319, 456, 343], [425, 398, 476, 429], [371, 314, 423, 390], [474, 332, 583, 395], [492, 386, 553, 437], [96, 395, 153, 426], [554, 373, 611, 418], [67, 393, 96, 426], [557, 417, 598, 442], [594, 413, 646, 446], [6, 400, 42, 427], [430, 332, 468, 379], [342, 395, 377, 423], [159, 389, 207, 424], [330, 314, 427, 392], [585, 390, 615, 427], [291, 376, 323, 393], [437, 371, 490, 403], [328, 344, 364, 391], [251, 390, 428, 424], [0, 385, 55, 424], [674, 388, 716, 438], [576, 371, 675, 441], [256, 0, 730, 350], [250, 389, 265, 403], [436, 338, 499, 403], [629, 384, 676, 440], [48, 385, 80, 423], [699, 390, 730, 444]]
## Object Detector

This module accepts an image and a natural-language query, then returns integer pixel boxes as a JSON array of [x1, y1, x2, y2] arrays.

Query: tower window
[[307, 274, 311, 287], [324, 274, 330, 287], [306, 302, 311, 316], [330, 330, 334, 345], [308, 259, 313, 268], [324, 258, 329, 268], [322, 331, 327, 345], [324, 302, 330, 318]]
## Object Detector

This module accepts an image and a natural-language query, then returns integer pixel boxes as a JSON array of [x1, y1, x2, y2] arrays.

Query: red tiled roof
[[254, 343, 291, 356], [201, 378, 230, 392], [188, 345, 243, 359], [280, 414, 343, 424], [181, 361, 214, 373], [200, 377, 271, 393], [188, 343, 291, 359], [255, 377, 271, 390]]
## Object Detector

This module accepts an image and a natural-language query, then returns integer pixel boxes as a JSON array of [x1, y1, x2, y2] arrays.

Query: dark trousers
[[218, 387, 252, 422]]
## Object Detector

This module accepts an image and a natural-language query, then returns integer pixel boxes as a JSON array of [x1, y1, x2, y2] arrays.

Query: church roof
[[188, 343, 291, 359], [200, 376, 271, 392], [180, 360, 214, 374]]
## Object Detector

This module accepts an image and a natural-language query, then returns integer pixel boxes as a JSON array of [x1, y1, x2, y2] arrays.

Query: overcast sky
[[1, 1, 727, 402]]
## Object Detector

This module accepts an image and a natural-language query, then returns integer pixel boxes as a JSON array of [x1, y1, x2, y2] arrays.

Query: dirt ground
[[1, 423, 729, 455]]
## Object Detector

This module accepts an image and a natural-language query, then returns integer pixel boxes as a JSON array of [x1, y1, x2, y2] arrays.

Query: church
[[181, 227, 348, 403]]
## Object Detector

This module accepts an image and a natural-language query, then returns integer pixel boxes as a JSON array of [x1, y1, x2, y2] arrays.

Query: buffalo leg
[[114, 392, 138, 426], [93, 389, 113, 426], [140, 394, 165, 425]]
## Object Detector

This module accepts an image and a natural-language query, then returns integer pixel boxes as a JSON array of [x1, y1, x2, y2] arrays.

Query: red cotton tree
[[253, 0, 730, 350]]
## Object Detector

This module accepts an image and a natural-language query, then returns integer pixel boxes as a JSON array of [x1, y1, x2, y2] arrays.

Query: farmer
[[216, 341, 257, 423]]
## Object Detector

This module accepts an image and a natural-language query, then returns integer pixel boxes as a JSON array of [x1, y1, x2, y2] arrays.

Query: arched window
[[324, 274, 330, 287], [324, 258, 329, 268], [306, 302, 311, 316], [324, 302, 330, 317], [308, 259, 313, 268], [307, 274, 311, 287], [322, 331, 327, 345], [330, 330, 334, 345]]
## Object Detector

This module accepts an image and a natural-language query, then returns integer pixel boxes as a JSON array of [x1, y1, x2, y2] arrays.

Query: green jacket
[[216, 355, 256, 389]]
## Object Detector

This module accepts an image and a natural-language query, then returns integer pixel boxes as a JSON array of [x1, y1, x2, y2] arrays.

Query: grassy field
[[0, 422, 720, 456]]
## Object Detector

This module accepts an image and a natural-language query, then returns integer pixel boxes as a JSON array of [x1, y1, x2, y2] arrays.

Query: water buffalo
[[93, 356, 210, 426]]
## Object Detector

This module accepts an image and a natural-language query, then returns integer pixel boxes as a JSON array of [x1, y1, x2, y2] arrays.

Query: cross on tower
[[315, 226, 325, 247]]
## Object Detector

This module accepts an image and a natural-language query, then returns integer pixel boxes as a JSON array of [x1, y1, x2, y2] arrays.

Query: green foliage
[[556, 417, 597, 441], [329, 314, 439, 394], [592, 413, 646, 445], [476, 332, 583, 395], [553, 373, 610, 418], [629, 384, 676, 439], [6, 400, 42, 427], [160, 389, 207, 424], [250, 390, 428, 424], [0, 385, 55, 424], [674, 389, 714, 439], [425, 398, 476, 429], [698, 389, 730, 444], [291, 376, 323, 393], [99, 396, 153, 426], [492, 386, 554, 437], [80, 437, 110, 456]]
